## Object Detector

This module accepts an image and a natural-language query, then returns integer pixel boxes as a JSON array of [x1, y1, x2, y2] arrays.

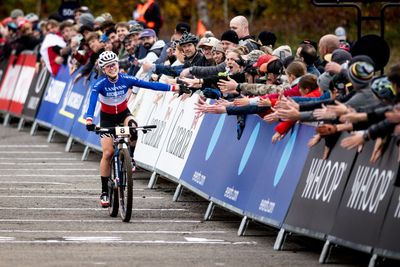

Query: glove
[[86, 123, 95, 131]]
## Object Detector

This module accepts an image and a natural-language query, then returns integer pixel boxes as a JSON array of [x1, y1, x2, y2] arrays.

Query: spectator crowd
[[1, 6, 400, 163]]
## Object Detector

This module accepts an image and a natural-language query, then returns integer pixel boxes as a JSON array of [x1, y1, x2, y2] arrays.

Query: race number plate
[[115, 126, 130, 137]]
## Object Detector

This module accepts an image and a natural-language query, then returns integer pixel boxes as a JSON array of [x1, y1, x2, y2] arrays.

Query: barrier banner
[[328, 138, 398, 251], [50, 70, 86, 136], [22, 65, 50, 121], [72, 75, 101, 149], [155, 94, 207, 180], [282, 133, 357, 237], [0, 55, 24, 111], [0, 59, 9, 88], [375, 186, 400, 258], [34, 64, 69, 127], [128, 89, 158, 126], [243, 123, 315, 227], [8, 54, 37, 116], [134, 91, 180, 170]]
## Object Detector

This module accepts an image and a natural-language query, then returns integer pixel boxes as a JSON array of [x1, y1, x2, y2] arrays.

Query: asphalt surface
[[0, 119, 388, 267]]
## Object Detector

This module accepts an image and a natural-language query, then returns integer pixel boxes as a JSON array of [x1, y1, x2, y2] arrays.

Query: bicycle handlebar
[[89, 125, 157, 135]]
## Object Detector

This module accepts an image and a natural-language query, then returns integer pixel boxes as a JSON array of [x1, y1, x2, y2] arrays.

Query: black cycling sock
[[130, 146, 135, 159], [101, 176, 110, 193]]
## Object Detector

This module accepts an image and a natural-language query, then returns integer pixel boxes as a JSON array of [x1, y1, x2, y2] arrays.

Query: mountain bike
[[92, 125, 156, 222]]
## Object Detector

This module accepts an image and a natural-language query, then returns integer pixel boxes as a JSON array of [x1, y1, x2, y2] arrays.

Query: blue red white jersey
[[85, 73, 172, 120]]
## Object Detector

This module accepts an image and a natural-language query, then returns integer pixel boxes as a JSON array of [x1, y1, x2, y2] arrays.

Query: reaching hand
[[340, 132, 365, 150], [218, 76, 238, 94], [325, 62, 342, 74], [339, 112, 366, 123], [326, 100, 349, 117], [233, 97, 250, 106], [271, 132, 284, 143], [258, 98, 271, 107], [263, 112, 279, 123], [313, 104, 337, 120], [275, 105, 300, 121]]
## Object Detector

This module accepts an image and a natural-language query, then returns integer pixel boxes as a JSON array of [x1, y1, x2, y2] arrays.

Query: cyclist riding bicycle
[[85, 51, 177, 207]]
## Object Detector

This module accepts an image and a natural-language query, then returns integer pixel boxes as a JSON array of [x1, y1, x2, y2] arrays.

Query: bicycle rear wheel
[[108, 161, 119, 217], [118, 148, 133, 222]]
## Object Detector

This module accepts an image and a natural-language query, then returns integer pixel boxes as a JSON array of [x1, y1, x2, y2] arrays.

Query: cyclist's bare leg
[[100, 136, 114, 177]]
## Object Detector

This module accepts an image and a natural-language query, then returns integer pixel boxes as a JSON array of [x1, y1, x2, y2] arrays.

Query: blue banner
[[180, 113, 314, 226], [51, 69, 86, 136], [34, 64, 69, 127], [243, 123, 315, 226]]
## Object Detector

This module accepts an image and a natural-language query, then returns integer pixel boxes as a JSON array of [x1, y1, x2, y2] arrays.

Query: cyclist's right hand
[[86, 119, 95, 131]]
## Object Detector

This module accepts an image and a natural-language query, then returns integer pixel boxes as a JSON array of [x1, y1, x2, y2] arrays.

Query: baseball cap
[[139, 28, 156, 39]]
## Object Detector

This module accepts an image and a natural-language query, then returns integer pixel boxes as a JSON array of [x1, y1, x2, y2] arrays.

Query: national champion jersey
[[85, 73, 172, 120]]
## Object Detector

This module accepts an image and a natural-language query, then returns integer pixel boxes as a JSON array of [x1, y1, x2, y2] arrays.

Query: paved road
[[0, 121, 376, 267]]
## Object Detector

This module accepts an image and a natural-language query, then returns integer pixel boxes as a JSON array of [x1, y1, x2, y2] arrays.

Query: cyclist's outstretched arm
[[85, 86, 100, 121], [125, 74, 175, 92]]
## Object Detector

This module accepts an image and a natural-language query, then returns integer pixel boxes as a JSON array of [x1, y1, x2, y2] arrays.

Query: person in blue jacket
[[85, 50, 176, 207]]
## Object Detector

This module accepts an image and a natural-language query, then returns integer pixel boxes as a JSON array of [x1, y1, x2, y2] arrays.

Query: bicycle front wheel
[[108, 169, 119, 217], [118, 148, 133, 222]]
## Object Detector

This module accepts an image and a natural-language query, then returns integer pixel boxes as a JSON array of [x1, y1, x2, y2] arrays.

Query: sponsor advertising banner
[[8, 54, 37, 116], [22, 66, 50, 121], [155, 94, 207, 180], [243, 123, 315, 227], [329, 138, 398, 250], [375, 186, 400, 258], [179, 113, 313, 219], [283, 133, 357, 237], [0, 58, 9, 86], [74, 76, 101, 149], [34, 64, 69, 127], [134, 91, 180, 170], [0, 55, 24, 111], [51, 70, 86, 136]]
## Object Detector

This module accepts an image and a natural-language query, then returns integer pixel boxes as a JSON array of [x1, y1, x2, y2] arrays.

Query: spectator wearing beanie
[[345, 60, 380, 107], [258, 31, 277, 48], [220, 30, 239, 52]]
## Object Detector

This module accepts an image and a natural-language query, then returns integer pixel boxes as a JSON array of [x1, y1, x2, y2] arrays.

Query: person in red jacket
[[272, 74, 321, 143]]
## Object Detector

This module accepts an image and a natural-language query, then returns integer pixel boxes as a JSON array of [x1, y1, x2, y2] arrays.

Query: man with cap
[[132, 28, 165, 88], [155, 22, 190, 64], [198, 36, 220, 65]]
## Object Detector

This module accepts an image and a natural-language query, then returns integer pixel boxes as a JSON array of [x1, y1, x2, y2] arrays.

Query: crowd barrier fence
[[0, 55, 399, 266]]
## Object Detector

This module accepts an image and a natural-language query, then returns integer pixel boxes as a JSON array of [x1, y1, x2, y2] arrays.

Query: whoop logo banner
[[375, 186, 400, 257], [283, 133, 357, 237], [9, 54, 37, 116], [0, 55, 24, 111], [155, 94, 207, 180], [135, 91, 180, 170], [35, 64, 69, 127], [22, 65, 50, 120], [328, 138, 398, 250]]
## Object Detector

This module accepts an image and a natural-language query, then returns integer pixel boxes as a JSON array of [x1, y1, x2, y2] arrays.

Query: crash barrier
[[0, 55, 399, 266]]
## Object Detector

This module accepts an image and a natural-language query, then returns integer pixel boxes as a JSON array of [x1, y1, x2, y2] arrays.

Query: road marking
[[0, 151, 63, 154], [0, 163, 85, 166], [0, 182, 71, 185], [0, 168, 96, 171], [0, 207, 185, 211], [0, 158, 79, 160], [0, 195, 163, 199], [0, 237, 15, 241], [0, 174, 96, 177], [0, 240, 257, 245], [185, 237, 225, 242], [0, 230, 225, 234], [0, 188, 145, 191], [0, 219, 201, 223], [0, 145, 48, 148]]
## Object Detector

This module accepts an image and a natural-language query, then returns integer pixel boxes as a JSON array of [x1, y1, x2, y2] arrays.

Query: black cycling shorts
[[100, 108, 134, 138]]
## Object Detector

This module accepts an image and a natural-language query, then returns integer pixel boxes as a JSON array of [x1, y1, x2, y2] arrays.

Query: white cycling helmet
[[98, 51, 118, 68]]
